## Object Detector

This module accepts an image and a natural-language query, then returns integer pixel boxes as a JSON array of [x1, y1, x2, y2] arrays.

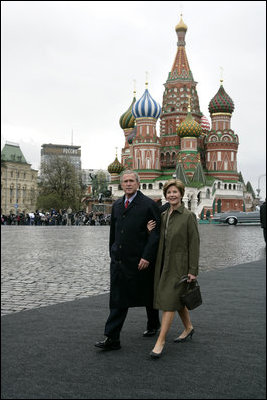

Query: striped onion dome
[[107, 156, 124, 175], [177, 111, 202, 138], [200, 114, 210, 131], [132, 88, 161, 119], [119, 95, 136, 129], [208, 84, 234, 115]]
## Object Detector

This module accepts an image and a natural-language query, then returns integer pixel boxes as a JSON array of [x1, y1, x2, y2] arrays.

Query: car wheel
[[227, 217, 237, 225]]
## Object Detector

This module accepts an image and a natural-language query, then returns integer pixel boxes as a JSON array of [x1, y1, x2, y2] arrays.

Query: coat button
[[119, 245, 122, 249], [121, 230, 124, 234]]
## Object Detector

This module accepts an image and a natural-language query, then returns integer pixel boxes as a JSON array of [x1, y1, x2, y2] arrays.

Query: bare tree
[[37, 156, 85, 210]]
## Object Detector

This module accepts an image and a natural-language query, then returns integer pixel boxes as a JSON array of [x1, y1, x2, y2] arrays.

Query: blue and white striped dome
[[132, 89, 161, 119]]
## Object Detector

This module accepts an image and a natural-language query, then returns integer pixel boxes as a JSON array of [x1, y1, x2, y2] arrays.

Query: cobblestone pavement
[[1, 224, 266, 316]]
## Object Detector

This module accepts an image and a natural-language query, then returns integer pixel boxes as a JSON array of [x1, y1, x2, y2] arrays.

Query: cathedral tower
[[160, 15, 202, 172], [205, 81, 239, 181], [176, 98, 203, 179], [131, 83, 162, 181]]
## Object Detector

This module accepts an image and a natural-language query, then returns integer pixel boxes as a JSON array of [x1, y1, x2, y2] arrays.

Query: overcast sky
[[2, 1, 266, 199]]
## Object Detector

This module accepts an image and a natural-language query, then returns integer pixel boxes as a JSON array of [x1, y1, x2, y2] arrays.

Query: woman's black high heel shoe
[[149, 344, 165, 359], [150, 350, 163, 359], [174, 328, 194, 343]]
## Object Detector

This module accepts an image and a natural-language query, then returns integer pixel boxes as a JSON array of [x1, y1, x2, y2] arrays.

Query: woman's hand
[[147, 220, 156, 233], [187, 274, 196, 283]]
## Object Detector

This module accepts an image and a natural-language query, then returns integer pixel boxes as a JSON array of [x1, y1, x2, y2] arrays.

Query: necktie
[[125, 199, 129, 209]]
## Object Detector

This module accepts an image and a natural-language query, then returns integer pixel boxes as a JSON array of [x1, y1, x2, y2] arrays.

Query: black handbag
[[177, 276, 202, 310]]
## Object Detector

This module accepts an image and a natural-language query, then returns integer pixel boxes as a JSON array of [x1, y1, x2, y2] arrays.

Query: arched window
[[159, 183, 163, 189], [172, 152, 176, 161], [206, 189, 210, 199], [143, 184, 147, 190], [166, 152, 170, 164]]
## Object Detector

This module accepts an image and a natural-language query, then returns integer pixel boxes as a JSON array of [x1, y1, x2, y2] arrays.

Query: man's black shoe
[[94, 337, 121, 350], [143, 327, 160, 337]]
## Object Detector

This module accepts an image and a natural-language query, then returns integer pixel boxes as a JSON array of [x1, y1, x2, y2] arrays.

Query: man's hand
[[138, 258, 150, 270]]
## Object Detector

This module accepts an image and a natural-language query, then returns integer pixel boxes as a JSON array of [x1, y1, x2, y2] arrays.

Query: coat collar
[[119, 190, 143, 211], [161, 202, 185, 231], [122, 190, 143, 203], [162, 201, 185, 216]]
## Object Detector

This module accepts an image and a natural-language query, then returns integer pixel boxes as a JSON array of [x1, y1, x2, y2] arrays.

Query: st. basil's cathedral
[[107, 15, 254, 217]]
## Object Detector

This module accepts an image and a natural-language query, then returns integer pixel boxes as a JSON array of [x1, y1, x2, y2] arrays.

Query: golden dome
[[175, 15, 188, 32]]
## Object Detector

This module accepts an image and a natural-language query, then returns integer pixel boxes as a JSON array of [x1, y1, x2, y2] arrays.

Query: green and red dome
[[119, 95, 136, 129], [177, 111, 202, 138], [108, 156, 124, 175], [208, 85, 234, 115]]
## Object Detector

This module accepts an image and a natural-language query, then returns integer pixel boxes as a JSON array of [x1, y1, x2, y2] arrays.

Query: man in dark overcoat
[[95, 170, 161, 350]]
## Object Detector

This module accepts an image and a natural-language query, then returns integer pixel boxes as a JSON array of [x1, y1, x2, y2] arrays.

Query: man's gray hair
[[120, 169, 140, 183]]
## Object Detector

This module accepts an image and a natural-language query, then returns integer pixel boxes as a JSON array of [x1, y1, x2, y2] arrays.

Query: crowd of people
[[1, 210, 111, 226]]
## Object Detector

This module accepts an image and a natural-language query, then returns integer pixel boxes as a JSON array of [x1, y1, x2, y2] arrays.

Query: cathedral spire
[[169, 15, 193, 81]]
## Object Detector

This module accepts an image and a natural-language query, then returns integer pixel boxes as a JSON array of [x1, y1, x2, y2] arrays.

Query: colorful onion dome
[[208, 84, 234, 115], [200, 114, 210, 131], [132, 88, 161, 119], [119, 94, 136, 129], [177, 111, 202, 138], [107, 156, 124, 175], [175, 14, 188, 32]]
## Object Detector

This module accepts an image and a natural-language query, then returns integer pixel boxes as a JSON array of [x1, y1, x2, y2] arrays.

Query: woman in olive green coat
[[148, 179, 200, 358]]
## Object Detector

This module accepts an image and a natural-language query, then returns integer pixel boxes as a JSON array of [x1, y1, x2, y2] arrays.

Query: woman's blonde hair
[[163, 179, 185, 199]]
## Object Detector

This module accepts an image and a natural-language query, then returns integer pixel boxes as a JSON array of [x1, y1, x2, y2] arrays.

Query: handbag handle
[[177, 275, 198, 287], [174, 275, 189, 289], [177, 275, 190, 285]]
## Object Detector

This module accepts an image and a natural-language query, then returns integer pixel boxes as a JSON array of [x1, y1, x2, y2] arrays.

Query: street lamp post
[[16, 169, 18, 216]]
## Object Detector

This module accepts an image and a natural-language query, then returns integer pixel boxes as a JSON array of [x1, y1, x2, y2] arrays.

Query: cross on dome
[[133, 79, 136, 96], [220, 66, 224, 84], [145, 71, 149, 88]]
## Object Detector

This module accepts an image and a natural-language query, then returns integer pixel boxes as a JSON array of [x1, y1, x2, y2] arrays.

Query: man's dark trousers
[[104, 307, 160, 340]]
